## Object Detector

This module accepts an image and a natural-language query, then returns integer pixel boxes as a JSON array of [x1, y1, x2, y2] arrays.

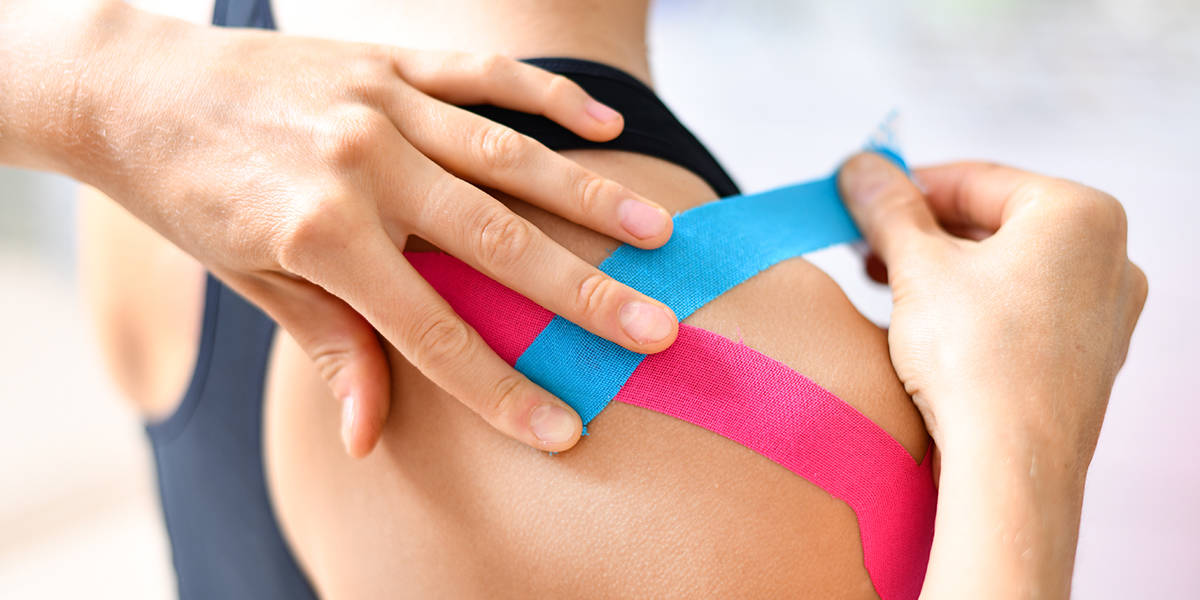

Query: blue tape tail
[[864, 109, 910, 174]]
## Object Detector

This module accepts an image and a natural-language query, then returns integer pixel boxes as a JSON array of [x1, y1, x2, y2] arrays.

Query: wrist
[[0, 0, 125, 172], [925, 386, 1100, 479], [941, 430, 1088, 510], [923, 420, 1087, 599]]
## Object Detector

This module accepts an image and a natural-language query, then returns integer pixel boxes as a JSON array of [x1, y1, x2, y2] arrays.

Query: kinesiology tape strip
[[407, 252, 933, 600], [518, 148, 907, 426], [403, 147, 935, 600]]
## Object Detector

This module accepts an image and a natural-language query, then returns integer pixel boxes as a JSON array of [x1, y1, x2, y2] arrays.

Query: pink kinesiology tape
[[408, 252, 936, 600]]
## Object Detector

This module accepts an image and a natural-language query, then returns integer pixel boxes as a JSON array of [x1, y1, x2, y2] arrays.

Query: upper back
[[263, 145, 928, 598]]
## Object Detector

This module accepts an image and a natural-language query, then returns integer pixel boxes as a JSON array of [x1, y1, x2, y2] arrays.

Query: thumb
[[837, 152, 942, 273], [236, 273, 392, 458]]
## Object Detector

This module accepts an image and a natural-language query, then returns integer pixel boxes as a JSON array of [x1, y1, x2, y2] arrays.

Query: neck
[[273, 0, 653, 86]]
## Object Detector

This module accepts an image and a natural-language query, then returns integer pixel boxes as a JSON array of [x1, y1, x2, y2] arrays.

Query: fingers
[[400, 163, 678, 354], [397, 93, 672, 248], [838, 152, 944, 271], [390, 50, 623, 142], [912, 162, 1037, 232], [282, 228, 584, 451], [221, 270, 391, 459]]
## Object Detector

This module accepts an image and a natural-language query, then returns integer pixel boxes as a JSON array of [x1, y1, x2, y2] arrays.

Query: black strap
[[467, 57, 740, 198]]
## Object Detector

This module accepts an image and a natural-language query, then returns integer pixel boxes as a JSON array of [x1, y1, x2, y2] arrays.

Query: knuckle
[[409, 311, 473, 368], [276, 192, 355, 272], [1130, 263, 1149, 304], [344, 54, 391, 95], [574, 271, 616, 317], [1040, 180, 1127, 240], [474, 208, 535, 268], [479, 374, 525, 420], [307, 344, 354, 387], [1096, 192, 1128, 233], [475, 52, 512, 79], [544, 74, 578, 104], [575, 173, 608, 218], [1010, 178, 1064, 217], [317, 106, 388, 168], [475, 125, 526, 171]]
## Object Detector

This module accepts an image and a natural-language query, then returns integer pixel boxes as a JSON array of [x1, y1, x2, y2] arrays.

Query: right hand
[[60, 3, 680, 455], [838, 154, 1148, 473], [838, 154, 1147, 598]]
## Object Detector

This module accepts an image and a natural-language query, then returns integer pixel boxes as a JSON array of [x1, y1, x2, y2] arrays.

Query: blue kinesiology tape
[[515, 140, 908, 428]]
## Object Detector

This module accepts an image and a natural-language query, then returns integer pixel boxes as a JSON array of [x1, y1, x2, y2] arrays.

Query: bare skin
[[74, 1, 1145, 598], [80, 0, 927, 597], [10, 0, 687, 457], [838, 155, 1146, 598], [79, 116, 926, 600]]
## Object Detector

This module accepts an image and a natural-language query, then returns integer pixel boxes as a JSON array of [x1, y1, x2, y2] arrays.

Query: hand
[[839, 153, 1146, 463], [838, 153, 1147, 598], [32, 2, 681, 455]]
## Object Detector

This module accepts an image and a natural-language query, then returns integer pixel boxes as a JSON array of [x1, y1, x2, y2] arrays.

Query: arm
[[927, 425, 1087, 597], [838, 154, 1147, 598], [0, 0, 681, 456]]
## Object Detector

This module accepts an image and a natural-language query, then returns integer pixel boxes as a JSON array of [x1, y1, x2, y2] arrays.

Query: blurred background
[[1, 0, 1196, 597]]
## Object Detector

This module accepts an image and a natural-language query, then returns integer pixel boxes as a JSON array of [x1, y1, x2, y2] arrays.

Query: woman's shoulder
[[522, 149, 928, 459], [266, 149, 929, 598]]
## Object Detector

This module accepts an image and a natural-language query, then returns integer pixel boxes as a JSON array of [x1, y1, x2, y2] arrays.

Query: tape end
[[864, 109, 911, 175]]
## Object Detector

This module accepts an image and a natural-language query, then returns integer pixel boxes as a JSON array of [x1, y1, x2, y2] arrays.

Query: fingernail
[[530, 404, 576, 444], [340, 396, 356, 452], [842, 153, 894, 206], [618, 198, 671, 239], [585, 100, 621, 124], [619, 301, 675, 345]]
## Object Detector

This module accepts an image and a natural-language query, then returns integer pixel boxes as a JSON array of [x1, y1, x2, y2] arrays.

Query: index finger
[[401, 95, 674, 249], [912, 162, 1042, 232], [406, 169, 680, 356]]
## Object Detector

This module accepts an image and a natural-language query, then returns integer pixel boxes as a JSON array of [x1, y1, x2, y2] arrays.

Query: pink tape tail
[[409, 252, 936, 600], [616, 331, 936, 600]]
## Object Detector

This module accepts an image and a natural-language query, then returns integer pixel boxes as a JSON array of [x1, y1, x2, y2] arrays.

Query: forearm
[[921, 416, 1089, 599]]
